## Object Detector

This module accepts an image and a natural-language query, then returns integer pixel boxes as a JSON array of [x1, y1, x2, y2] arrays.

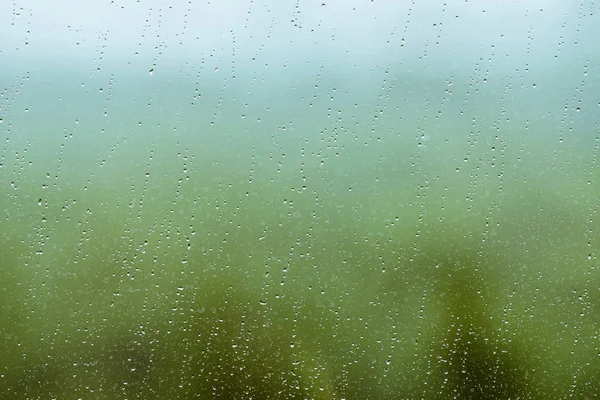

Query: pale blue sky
[[1, 0, 578, 74]]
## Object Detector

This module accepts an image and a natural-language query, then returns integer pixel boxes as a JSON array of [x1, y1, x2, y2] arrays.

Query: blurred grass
[[1, 72, 599, 398]]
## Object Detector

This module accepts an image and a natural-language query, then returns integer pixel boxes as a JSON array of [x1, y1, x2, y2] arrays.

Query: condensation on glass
[[0, 1, 598, 398]]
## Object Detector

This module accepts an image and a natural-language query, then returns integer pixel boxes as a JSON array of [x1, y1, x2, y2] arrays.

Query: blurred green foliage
[[1, 54, 599, 398], [1, 127, 598, 398]]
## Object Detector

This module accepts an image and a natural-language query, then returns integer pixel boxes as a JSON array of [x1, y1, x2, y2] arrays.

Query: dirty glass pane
[[1, 1, 598, 398]]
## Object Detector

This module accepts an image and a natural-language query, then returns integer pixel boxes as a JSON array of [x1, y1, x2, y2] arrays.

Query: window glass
[[1, 1, 598, 398]]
